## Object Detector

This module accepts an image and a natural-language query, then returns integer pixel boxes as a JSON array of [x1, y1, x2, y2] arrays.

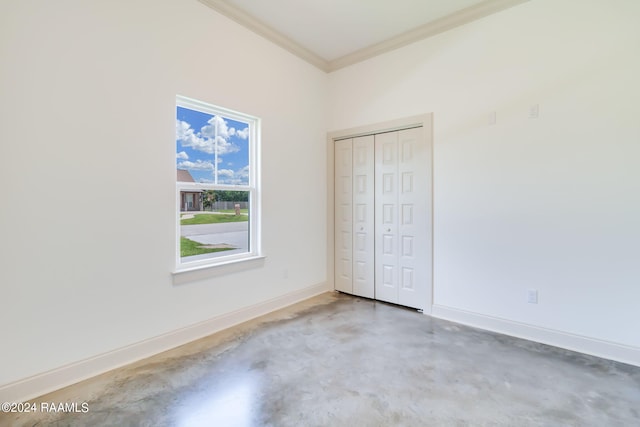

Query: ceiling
[[198, 0, 528, 72]]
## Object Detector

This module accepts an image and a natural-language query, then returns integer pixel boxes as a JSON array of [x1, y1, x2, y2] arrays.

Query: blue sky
[[176, 106, 249, 185]]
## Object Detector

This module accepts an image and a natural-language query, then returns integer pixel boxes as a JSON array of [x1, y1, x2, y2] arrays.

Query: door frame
[[326, 114, 434, 314]]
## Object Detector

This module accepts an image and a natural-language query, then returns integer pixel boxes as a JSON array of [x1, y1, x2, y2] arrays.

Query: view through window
[[176, 96, 259, 269]]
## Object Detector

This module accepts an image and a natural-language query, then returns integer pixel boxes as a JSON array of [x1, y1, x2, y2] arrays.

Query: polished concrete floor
[[3, 292, 639, 426]]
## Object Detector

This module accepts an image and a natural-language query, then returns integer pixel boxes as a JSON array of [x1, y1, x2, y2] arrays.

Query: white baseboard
[[431, 304, 640, 367], [0, 282, 330, 403]]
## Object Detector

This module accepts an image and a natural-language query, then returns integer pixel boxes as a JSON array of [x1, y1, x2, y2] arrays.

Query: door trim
[[326, 114, 434, 314]]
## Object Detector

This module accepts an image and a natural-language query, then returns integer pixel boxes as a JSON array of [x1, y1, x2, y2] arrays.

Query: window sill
[[172, 255, 266, 285]]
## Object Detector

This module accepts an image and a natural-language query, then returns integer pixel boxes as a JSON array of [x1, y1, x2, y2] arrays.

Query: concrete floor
[[3, 292, 639, 427]]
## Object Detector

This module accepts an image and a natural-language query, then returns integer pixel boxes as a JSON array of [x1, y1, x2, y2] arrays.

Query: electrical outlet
[[527, 289, 538, 304], [529, 104, 539, 119]]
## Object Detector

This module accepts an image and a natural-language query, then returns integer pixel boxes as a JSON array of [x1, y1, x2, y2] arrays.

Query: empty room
[[1, 0, 639, 425]]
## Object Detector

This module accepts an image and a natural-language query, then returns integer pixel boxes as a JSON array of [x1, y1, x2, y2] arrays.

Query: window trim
[[174, 95, 262, 274]]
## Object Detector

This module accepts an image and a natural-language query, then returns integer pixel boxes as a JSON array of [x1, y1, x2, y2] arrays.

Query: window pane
[[179, 190, 250, 263], [176, 106, 250, 185]]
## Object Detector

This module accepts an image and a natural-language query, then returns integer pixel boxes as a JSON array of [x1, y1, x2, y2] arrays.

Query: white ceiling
[[199, 0, 528, 72], [222, 0, 486, 61]]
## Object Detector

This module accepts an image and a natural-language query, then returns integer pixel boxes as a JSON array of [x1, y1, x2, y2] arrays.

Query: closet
[[334, 125, 431, 311]]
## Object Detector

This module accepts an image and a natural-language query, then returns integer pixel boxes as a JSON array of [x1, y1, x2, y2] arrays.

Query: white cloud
[[201, 116, 230, 139], [199, 116, 242, 155], [176, 118, 240, 156], [176, 151, 189, 160], [236, 127, 249, 139], [177, 160, 214, 170], [216, 165, 250, 185], [236, 165, 249, 179], [176, 120, 214, 153]]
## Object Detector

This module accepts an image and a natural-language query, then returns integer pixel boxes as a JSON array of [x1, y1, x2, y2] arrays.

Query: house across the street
[[177, 169, 202, 212]]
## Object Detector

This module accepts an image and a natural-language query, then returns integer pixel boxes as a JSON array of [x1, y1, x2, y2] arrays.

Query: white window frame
[[174, 95, 262, 274]]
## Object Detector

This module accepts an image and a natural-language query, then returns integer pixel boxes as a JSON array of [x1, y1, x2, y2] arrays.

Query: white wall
[[328, 0, 640, 357], [2, 0, 639, 400], [0, 0, 327, 392]]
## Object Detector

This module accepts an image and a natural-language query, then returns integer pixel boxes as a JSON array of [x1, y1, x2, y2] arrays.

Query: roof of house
[[177, 169, 204, 193], [177, 169, 195, 182]]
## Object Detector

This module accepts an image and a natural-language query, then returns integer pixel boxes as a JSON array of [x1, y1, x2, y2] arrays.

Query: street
[[181, 221, 249, 261]]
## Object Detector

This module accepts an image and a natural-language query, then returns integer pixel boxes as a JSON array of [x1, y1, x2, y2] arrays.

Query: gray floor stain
[[2, 292, 639, 426]]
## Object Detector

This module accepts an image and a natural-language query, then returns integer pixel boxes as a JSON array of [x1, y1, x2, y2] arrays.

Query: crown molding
[[198, 0, 330, 72], [328, 0, 530, 71], [198, 0, 529, 74]]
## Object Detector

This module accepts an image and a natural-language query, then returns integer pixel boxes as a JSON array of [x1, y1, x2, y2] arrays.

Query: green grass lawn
[[180, 237, 235, 257], [180, 213, 248, 225], [216, 209, 249, 214]]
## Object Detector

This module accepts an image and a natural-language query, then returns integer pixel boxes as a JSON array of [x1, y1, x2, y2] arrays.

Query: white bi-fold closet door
[[334, 126, 430, 310], [335, 135, 375, 299]]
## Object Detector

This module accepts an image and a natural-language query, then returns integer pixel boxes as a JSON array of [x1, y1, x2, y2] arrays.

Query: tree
[[215, 190, 249, 202], [202, 190, 216, 209]]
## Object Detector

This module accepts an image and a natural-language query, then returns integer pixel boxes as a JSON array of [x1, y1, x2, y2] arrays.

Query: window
[[175, 95, 260, 272]]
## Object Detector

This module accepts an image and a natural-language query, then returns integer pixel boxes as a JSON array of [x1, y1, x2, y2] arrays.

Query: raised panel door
[[375, 132, 399, 304], [334, 139, 353, 293], [397, 127, 429, 309], [352, 135, 375, 298]]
